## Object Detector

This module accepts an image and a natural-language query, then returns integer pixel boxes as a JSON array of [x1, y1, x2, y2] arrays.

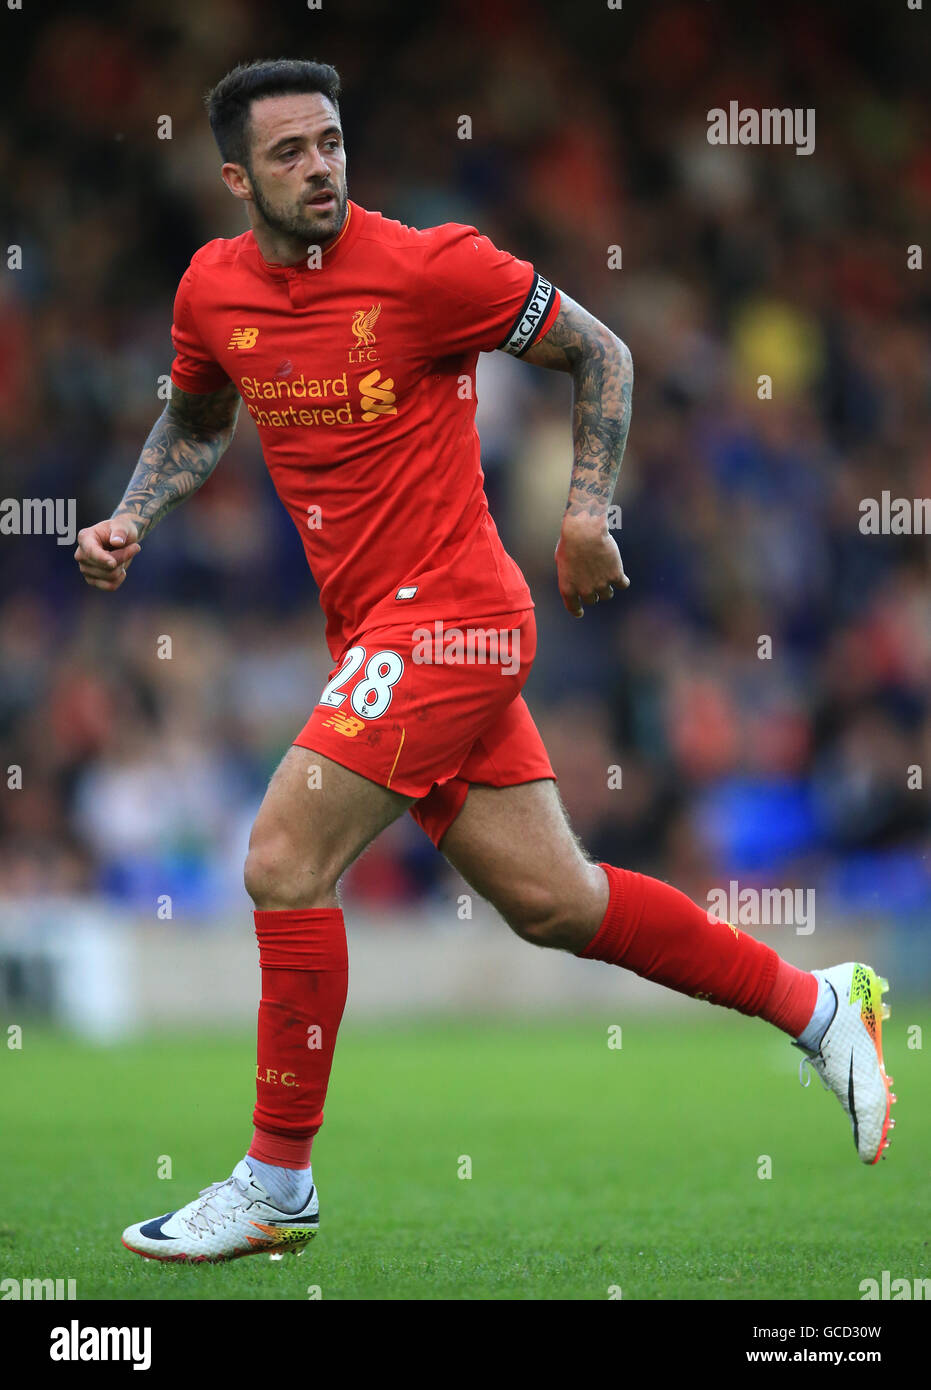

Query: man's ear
[[221, 162, 253, 202]]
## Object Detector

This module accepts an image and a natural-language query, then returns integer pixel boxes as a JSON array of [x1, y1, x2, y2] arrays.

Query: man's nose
[[304, 148, 331, 180]]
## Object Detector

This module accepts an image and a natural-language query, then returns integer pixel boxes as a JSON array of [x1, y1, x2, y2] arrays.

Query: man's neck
[[249, 209, 347, 268]]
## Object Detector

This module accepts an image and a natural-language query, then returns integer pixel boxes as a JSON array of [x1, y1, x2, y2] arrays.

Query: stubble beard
[[249, 171, 348, 252]]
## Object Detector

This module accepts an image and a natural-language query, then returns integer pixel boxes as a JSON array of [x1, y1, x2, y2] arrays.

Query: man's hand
[[555, 515, 629, 618], [74, 515, 142, 591]]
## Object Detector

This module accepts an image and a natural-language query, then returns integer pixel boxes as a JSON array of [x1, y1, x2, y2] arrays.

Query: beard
[[248, 172, 348, 248]]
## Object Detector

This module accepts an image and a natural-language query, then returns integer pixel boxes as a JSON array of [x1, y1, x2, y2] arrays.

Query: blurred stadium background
[[1, 0, 930, 1039]]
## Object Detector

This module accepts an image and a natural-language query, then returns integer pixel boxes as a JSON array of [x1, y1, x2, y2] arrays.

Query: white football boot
[[122, 1160, 318, 1263], [795, 962, 896, 1165]]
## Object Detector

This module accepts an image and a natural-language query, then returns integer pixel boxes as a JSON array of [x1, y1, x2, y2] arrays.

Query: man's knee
[[499, 863, 607, 952], [243, 829, 339, 910]]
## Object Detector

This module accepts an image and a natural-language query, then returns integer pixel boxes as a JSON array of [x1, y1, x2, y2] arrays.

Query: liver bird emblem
[[351, 304, 381, 347]]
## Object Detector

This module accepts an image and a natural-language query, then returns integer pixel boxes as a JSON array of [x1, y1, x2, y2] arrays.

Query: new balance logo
[[322, 710, 365, 737], [228, 327, 259, 349]]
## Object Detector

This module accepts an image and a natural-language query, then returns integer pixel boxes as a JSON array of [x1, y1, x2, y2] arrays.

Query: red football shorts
[[293, 607, 555, 847]]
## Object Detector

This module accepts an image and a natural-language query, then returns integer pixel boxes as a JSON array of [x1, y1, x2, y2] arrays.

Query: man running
[[73, 59, 895, 1264]]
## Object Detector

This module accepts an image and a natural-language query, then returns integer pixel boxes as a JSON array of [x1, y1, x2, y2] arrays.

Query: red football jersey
[[170, 201, 561, 655]]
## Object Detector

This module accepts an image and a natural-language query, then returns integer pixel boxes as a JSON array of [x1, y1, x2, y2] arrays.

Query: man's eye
[[280, 149, 298, 160]]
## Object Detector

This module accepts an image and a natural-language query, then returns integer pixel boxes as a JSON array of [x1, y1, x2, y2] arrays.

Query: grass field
[[1, 1009, 928, 1301]]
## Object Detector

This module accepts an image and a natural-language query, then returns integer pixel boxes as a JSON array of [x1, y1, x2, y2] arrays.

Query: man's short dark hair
[[205, 58, 341, 167]]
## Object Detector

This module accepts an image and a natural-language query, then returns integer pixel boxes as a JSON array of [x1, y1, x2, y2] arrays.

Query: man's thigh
[[409, 690, 554, 846], [246, 746, 414, 906], [438, 779, 608, 946]]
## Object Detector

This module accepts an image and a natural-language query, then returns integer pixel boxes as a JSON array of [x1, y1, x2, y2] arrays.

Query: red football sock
[[763, 954, 820, 1038], [248, 908, 349, 1170], [578, 863, 817, 1035]]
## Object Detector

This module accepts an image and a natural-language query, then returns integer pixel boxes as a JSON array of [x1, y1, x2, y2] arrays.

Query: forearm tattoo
[[113, 382, 241, 537], [521, 294, 633, 522]]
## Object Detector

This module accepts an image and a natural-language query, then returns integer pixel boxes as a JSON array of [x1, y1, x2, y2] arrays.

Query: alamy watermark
[[2, 1276, 77, 1299], [859, 1271, 930, 1300], [49, 1321, 151, 1370], [411, 621, 520, 677], [0, 497, 76, 546], [859, 491, 931, 535], [707, 102, 815, 157], [707, 880, 815, 935]]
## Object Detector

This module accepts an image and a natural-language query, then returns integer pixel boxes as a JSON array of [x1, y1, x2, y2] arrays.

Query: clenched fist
[[556, 513, 630, 617], [74, 515, 142, 592]]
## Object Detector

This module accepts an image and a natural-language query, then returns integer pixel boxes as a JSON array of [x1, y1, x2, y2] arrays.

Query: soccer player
[[74, 60, 896, 1264]]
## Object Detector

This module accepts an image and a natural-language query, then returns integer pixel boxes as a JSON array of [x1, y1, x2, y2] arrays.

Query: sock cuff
[[764, 956, 818, 1036], [578, 863, 634, 961], [254, 907, 348, 971], [248, 1127, 314, 1169]]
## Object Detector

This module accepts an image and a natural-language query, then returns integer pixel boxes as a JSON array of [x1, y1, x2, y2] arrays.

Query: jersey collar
[[248, 200, 363, 280]]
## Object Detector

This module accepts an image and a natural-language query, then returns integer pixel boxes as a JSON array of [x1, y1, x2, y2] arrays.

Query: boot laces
[[181, 1173, 251, 1237], [796, 1049, 831, 1092]]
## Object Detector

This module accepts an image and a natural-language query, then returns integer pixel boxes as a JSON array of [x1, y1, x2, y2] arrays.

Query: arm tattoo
[[519, 293, 633, 522], [113, 382, 241, 537]]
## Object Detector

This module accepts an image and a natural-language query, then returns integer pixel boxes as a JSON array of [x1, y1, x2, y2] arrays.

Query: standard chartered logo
[[240, 368, 399, 428], [240, 371, 349, 401], [359, 369, 397, 421]]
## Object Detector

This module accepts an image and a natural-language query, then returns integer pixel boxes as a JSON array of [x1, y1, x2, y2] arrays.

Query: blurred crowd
[[1, 0, 929, 923]]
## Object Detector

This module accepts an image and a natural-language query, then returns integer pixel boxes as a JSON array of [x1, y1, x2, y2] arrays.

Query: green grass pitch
[[1, 1008, 927, 1300]]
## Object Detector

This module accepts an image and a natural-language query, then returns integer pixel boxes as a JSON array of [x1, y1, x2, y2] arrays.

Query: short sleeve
[[169, 263, 230, 394], [421, 223, 560, 359]]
